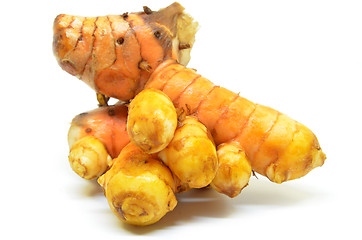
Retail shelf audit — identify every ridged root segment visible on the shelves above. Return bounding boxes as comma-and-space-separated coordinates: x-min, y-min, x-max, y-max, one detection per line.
231, 103, 326, 183
98, 143, 177, 226
53, 2, 198, 101
148, 62, 326, 183
262, 123, 326, 183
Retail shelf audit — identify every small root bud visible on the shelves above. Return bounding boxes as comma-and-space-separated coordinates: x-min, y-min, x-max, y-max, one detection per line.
122, 12, 128, 20
97, 93, 110, 107
139, 61, 152, 72
179, 43, 191, 50
69, 136, 112, 180
143, 6, 153, 15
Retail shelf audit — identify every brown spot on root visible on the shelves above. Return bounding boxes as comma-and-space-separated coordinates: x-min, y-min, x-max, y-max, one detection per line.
60, 60, 77, 76
154, 30, 161, 39
179, 43, 191, 50
78, 112, 88, 117
116, 37, 124, 45
139, 211, 148, 216
143, 6, 153, 15
108, 108, 115, 116
176, 184, 189, 193
85, 128, 92, 133
122, 12, 128, 20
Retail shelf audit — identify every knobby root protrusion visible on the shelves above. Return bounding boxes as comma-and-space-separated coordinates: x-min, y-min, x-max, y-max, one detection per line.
139, 61, 152, 72
143, 6, 153, 15
179, 43, 191, 50
97, 93, 110, 107
122, 12, 128, 20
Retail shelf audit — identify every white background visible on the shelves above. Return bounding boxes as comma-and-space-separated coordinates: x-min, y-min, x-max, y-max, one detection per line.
1, 0, 361, 239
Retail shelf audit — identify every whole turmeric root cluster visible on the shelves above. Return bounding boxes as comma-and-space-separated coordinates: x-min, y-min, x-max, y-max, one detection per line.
55, 2, 326, 226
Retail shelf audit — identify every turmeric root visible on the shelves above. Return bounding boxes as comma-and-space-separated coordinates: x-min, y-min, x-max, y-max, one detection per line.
98, 143, 177, 226
210, 142, 252, 198
127, 89, 177, 154
55, 2, 325, 184
158, 116, 218, 189
53, 2, 328, 229
53, 2, 198, 101
67, 60, 326, 184
146, 60, 326, 183
68, 102, 130, 159
67, 103, 129, 179
69, 136, 112, 180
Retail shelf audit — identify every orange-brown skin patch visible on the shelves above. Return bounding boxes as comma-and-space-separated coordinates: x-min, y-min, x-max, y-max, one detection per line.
70, 103, 130, 158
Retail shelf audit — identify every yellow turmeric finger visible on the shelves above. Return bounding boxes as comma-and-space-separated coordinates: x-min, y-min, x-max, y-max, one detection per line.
98, 143, 177, 226
69, 136, 112, 180
159, 116, 218, 189
127, 89, 177, 154
211, 142, 252, 198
